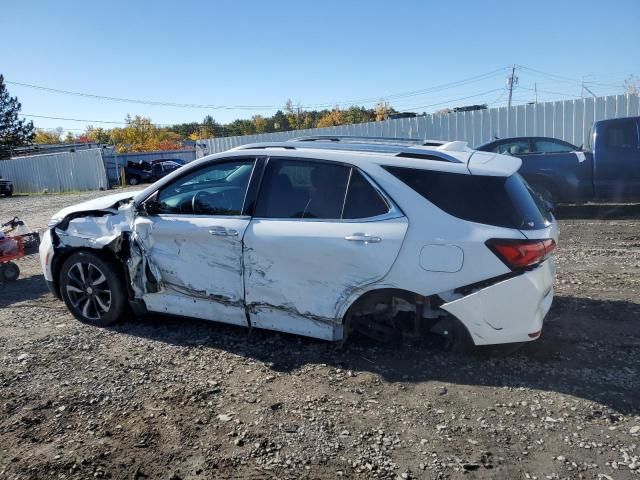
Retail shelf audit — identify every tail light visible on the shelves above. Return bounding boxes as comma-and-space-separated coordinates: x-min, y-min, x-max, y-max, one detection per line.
486, 238, 556, 270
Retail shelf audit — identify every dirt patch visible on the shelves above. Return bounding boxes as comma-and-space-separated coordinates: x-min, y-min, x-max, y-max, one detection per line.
1, 191, 639, 479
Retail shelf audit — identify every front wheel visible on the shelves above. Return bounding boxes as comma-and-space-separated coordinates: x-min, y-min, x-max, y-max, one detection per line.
128, 176, 140, 186
59, 251, 127, 326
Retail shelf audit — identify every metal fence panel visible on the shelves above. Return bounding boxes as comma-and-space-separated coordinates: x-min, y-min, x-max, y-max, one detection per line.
0, 149, 108, 194
198, 95, 640, 157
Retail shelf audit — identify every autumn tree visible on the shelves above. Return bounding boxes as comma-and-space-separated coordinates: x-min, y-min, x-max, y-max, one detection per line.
624, 75, 640, 96
84, 126, 111, 144
252, 115, 270, 133
317, 107, 346, 128
272, 110, 290, 131
0, 74, 35, 158
34, 129, 62, 144
110, 115, 183, 152
374, 100, 393, 121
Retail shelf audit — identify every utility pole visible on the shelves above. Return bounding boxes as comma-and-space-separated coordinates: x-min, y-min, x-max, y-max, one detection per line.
534, 83, 538, 104
507, 65, 518, 109
582, 75, 597, 98
583, 84, 597, 98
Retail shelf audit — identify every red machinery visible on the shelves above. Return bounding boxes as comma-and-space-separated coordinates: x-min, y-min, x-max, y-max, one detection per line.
0, 218, 40, 282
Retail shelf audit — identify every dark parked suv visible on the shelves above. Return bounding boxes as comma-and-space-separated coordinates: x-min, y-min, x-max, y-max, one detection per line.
0, 176, 14, 197
124, 160, 184, 185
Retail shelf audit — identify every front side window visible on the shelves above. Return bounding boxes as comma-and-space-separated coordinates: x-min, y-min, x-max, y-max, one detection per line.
494, 140, 531, 156
532, 139, 575, 153
255, 158, 390, 220
156, 159, 254, 215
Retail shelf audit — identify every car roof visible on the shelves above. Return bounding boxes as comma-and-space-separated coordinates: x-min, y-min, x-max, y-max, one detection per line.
593, 116, 639, 126
133, 138, 522, 205
476, 136, 577, 149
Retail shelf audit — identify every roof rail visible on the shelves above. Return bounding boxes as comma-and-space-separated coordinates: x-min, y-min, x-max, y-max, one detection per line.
289, 135, 445, 146
232, 141, 462, 163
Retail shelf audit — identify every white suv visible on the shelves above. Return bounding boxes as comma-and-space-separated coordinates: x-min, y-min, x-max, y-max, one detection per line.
39, 137, 557, 351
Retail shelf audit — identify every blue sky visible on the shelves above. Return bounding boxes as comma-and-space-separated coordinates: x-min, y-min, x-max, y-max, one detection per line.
2, 0, 639, 132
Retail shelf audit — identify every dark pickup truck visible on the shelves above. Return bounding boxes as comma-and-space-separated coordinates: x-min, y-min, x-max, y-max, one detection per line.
476, 116, 640, 204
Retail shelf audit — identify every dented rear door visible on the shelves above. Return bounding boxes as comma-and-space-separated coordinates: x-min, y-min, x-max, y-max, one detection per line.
243, 158, 408, 340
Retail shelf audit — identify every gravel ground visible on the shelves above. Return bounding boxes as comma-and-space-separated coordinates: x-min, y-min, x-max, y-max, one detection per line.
1, 190, 639, 480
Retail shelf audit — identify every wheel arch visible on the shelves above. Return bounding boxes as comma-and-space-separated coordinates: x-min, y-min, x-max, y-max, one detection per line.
340, 286, 472, 343
51, 245, 125, 298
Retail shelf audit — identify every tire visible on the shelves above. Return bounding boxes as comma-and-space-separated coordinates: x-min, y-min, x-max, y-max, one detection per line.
59, 251, 127, 327
1, 262, 20, 282
428, 314, 474, 354
128, 176, 140, 186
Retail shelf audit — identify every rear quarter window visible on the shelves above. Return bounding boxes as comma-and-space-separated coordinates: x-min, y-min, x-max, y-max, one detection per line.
384, 166, 550, 230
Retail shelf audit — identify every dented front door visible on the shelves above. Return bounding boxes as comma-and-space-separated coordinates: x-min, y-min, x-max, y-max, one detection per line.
135, 215, 250, 326
134, 159, 256, 327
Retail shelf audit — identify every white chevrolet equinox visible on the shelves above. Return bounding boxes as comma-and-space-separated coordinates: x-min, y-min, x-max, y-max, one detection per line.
39, 137, 558, 352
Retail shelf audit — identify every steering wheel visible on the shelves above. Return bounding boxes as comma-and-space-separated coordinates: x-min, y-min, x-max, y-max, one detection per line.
192, 191, 232, 215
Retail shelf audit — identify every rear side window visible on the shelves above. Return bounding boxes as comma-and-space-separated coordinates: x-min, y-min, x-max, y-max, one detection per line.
255, 158, 390, 220
384, 166, 550, 230
604, 122, 638, 149
343, 170, 389, 219
532, 139, 575, 153
255, 159, 350, 219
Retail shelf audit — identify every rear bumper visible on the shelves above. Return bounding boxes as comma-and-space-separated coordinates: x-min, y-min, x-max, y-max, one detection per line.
441, 257, 556, 345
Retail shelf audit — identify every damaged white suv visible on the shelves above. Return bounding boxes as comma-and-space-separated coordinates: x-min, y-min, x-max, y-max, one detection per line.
40, 137, 557, 351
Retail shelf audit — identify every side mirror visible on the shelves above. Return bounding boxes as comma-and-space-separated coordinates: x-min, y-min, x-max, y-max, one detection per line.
141, 199, 161, 216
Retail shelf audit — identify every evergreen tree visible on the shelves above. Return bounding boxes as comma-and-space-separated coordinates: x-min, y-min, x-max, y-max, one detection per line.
0, 74, 35, 158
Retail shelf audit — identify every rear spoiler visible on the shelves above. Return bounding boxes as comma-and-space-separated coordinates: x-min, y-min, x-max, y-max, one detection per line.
467, 151, 522, 176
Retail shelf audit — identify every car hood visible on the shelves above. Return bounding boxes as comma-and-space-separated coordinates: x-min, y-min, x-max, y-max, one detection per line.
49, 191, 141, 225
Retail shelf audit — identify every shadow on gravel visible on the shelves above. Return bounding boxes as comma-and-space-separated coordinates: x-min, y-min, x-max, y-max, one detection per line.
111, 294, 640, 414
0, 274, 49, 308
554, 203, 640, 220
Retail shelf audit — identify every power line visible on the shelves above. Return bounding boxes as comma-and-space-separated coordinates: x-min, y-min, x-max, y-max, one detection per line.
23, 87, 507, 127
7, 67, 510, 111
25, 114, 126, 125
518, 85, 583, 99
306, 68, 510, 106
399, 88, 504, 110
8, 81, 275, 110
517, 65, 583, 86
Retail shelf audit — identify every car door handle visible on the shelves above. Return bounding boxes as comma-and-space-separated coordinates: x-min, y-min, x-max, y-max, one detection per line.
345, 234, 381, 244
209, 227, 238, 237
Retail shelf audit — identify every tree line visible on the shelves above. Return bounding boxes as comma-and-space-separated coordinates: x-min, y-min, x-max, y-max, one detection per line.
34, 100, 398, 153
